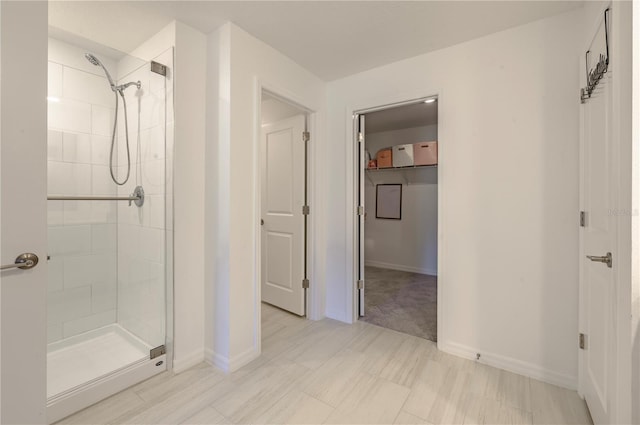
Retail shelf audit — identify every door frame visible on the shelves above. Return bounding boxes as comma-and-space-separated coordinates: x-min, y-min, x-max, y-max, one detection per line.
578, 2, 633, 423
346, 90, 445, 346
253, 78, 319, 336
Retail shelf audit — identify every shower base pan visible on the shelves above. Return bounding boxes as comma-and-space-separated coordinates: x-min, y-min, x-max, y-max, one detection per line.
46, 324, 166, 423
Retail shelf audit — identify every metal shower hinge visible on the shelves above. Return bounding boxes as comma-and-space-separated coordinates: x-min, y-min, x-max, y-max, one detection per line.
150, 345, 166, 359
150, 61, 168, 77
302, 279, 310, 289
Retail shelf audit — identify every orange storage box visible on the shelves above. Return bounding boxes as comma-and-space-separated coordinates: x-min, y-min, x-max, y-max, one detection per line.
376, 149, 393, 168
413, 141, 438, 166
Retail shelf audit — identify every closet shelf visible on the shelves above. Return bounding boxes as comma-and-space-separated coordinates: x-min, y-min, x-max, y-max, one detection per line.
365, 164, 438, 186
366, 165, 437, 172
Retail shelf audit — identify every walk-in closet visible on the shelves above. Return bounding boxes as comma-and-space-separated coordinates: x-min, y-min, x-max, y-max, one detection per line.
358, 98, 438, 342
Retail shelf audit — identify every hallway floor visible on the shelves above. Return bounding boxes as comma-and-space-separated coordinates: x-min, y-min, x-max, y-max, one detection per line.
360, 266, 437, 341
58, 304, 592, 424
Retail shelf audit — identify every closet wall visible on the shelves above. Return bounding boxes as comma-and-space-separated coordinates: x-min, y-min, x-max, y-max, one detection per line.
365, 124, 438, 275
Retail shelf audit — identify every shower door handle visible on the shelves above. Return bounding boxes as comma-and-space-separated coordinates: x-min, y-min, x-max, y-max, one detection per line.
0, 253, 39, 271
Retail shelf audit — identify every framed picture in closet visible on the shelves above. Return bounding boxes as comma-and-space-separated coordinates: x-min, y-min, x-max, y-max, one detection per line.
376, 184, 402, 220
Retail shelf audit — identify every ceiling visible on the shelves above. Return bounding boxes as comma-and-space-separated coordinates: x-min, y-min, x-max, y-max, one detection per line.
49, 1, 584, 81
365, 100, 438, 134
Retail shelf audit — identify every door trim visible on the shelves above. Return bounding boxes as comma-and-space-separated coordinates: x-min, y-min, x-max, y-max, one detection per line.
346, 90, 444, 348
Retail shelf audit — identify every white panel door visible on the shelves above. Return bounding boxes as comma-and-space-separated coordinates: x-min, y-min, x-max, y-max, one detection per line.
261, 115, 305, 316
0, 2, 48, 423
580, 22, 615, 424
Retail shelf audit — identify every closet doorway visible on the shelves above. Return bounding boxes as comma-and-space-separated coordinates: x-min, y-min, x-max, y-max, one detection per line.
356, 98, 438, 342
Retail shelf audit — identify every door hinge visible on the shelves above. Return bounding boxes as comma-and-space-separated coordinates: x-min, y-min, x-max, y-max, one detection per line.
302, 279, 310, 289
302, 205, 310, 215
357, 280, 364, 290
302, 131, 310, 142
357, 205, 364, 215
150, 345, 166, 359
580, 211, 586, 227
358, 132, 364, 143
579, 333, 586, 350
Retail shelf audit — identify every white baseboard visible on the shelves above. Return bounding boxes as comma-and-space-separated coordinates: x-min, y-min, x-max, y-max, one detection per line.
172, 349, 205, 373
439, 340, 578, 390
205, 346, 260, 373
365, 260, 437, 276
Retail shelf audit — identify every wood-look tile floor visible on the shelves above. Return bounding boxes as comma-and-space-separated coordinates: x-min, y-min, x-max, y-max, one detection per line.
58, 303, 593, 425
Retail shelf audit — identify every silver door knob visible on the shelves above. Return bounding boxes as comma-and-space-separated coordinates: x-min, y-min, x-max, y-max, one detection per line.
586, 252, 612, 268
0, 253, 39, 271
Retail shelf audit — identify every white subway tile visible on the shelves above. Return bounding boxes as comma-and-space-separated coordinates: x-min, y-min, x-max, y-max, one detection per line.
48, 162, 91, 196
48, 130, 63, 161
48, 257, 64, 293
92, 165, 116, 196
140, 227, 164, 263
60, 225, 92, 256
48, 62, 63, 98
91, 223, 117, 253
47, 286, 92, 325
48, 98, 92, 134
64, 200, 93, 225
91, 105, 114, 137
91, 282, 117, 313
48, 200, 64, 226
142, 159, 165, 195
63, 67, 114, 108
63, 255, 94, 289
91, 200, 117, 224
48, 323, 63, 344
63, 132, 92, 164
48, 38, 117, 78
62, 309, 116, 339
91, 135, 112, 165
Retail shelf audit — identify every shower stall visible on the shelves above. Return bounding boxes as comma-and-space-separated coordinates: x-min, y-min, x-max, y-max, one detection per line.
46, 36, 174, 422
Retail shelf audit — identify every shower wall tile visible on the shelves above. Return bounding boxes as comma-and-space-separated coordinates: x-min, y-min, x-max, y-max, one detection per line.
92, 224, 117, 254
91, 200, 117, 224
48, 62, 63, 98
139, 227, 164, 263
63, 67, 113, 108
48, 324, 63, 344
92, 165, 117, 196
48, 286, 92, 325
48, 130, 63, 161
92, 281, 117, 313
91, 135, 111, 165
48, 258, 64, 293
63, 309, 116, 339
142, 159, 165, 195
48, 98, 92, 134
62, 132, 92, 164
48, 200, 64, 226
63, 255, 94, 289
64, 200, 93, 225
91, 105, 114, 137
48, 39, 120, 346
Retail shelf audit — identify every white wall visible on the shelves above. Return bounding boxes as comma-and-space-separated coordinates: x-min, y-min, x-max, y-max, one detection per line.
326, 9, 583, 388
364, 125, 438, 275
205, 23, 326, 371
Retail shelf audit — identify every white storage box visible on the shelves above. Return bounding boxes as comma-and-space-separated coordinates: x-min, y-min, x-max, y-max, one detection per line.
392, 144, 414, 167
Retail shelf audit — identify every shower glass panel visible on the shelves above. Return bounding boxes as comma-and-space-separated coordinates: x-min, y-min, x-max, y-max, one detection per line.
46, 36, 173, 409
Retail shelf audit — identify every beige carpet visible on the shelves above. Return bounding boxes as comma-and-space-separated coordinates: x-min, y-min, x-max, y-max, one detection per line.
360, 266, 437, 342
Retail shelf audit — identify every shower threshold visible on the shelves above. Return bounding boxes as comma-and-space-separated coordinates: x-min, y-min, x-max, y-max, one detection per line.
46, 324, 166, 423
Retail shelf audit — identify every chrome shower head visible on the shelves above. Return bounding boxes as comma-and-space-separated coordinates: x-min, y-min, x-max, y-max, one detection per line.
84, 52, 116, 90
84, 53, 100, 66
